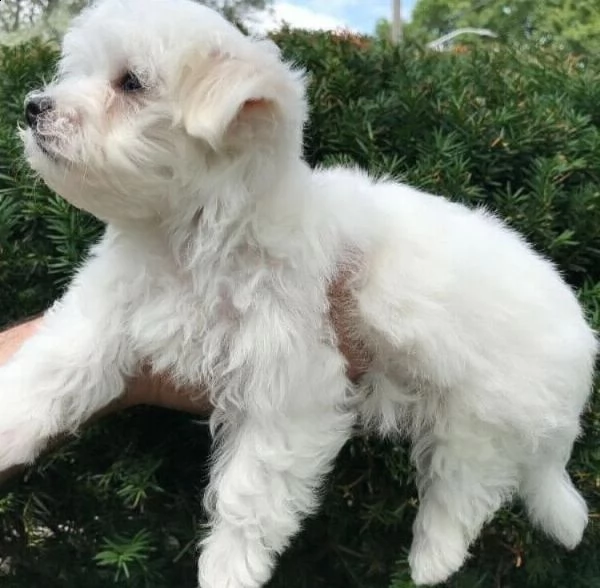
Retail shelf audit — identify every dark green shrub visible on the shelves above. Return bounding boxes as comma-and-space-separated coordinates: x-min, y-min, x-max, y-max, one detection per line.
0, 33, 599, 588
0, 42, 101, 324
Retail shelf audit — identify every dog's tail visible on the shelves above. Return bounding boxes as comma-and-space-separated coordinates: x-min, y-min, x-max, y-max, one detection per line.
520, 462, 588, 549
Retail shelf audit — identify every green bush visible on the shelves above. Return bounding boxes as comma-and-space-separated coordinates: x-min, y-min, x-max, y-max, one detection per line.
1, 32, 599, 588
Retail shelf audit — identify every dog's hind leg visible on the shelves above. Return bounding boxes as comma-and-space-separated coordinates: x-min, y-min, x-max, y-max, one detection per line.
519, 430, 588, 550
408, 421, 520, 586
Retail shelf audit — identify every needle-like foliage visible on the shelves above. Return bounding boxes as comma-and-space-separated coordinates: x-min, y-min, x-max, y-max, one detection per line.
0, 31, 599, 588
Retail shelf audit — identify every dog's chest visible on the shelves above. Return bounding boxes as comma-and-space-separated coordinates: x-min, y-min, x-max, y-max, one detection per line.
126, 256, 287, 385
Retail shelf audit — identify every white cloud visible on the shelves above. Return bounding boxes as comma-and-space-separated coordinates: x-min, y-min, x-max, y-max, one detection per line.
247, 1, 351, 34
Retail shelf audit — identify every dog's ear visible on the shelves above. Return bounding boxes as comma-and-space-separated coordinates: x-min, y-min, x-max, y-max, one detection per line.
178, 46, 306, 150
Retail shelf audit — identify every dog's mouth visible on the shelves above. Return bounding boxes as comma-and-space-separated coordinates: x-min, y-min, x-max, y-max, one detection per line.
33, 132, 64, 163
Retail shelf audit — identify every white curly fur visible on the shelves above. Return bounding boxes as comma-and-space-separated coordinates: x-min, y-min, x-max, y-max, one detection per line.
1, 0, 596, 585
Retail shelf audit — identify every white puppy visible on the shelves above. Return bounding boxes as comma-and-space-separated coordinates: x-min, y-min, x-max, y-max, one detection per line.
2, 0, 596, 585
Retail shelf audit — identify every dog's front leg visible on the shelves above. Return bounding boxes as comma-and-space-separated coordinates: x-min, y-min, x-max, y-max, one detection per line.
198, 344, 354, 588
0, 236, 136, 471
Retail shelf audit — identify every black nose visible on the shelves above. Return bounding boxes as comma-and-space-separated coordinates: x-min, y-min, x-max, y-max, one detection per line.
25, 95, 54, 128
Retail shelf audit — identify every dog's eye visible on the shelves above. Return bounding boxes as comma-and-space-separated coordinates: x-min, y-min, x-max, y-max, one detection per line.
118, 70, 144, 93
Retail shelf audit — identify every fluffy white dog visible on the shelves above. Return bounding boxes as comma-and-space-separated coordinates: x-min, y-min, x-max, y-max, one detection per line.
2, 0, 596, 585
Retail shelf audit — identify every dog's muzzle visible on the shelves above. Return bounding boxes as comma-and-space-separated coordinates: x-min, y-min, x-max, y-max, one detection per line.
25, 95, 55, 128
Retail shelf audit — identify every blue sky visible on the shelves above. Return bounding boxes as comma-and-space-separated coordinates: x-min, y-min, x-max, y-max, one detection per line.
251, 0, 418, 35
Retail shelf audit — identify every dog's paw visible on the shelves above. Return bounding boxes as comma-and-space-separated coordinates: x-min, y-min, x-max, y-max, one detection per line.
0, 418, 46, 470
198, 526, 272, 588
0, 370, 49, 470
408, 531, 468, 586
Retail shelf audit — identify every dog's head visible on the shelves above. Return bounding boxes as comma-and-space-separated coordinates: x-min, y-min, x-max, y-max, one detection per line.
22, 0, 307, 222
